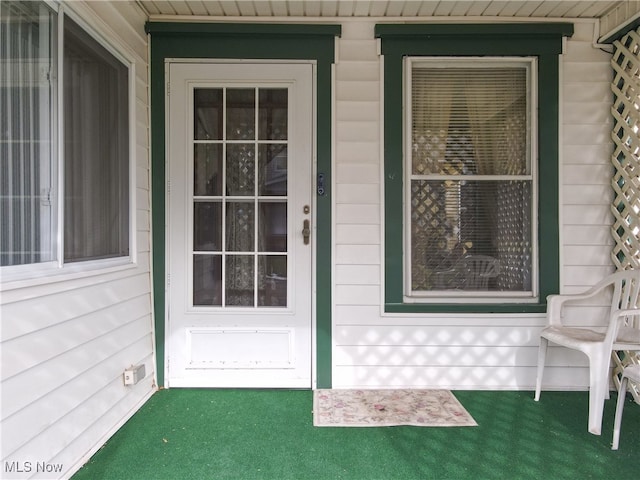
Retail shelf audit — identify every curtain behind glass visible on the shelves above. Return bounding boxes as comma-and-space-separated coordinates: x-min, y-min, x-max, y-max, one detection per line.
0, 1, 55, 266
63, 15, 129, 262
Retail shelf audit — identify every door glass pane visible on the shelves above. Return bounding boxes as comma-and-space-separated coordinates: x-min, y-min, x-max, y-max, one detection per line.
194, 202, 221, 251
259, 144, 287, 196
192, 85, 289, 308
226, 89, 255, 140
194, 144, 222, 196
259, 255, 287, 307
194, 88, 223, 140
226, 255, 254, 306
193, 255, 222, 305
259, 202, 287, 252
226, 202, 254, 252
259, 89, 287, 140
226, 144, 255, 196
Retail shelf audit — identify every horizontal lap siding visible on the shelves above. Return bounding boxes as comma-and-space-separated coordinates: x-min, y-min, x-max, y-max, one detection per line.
546, 22, 616, 388
0, 2, 154, 478
333, 20, 614, 390
333, 366, 590, 389
562, 22, 615, 292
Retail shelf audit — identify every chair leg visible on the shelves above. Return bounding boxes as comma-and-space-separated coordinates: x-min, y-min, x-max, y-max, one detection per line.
534, 337, 548, 401
605, 353, 613, 400
612, 375, 629, 450
587, 360, 609, 435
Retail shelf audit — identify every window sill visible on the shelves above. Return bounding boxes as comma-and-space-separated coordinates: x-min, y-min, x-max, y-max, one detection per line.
404, 293, 540, 304
0, 257, 137, 293
384, 302, 548, 314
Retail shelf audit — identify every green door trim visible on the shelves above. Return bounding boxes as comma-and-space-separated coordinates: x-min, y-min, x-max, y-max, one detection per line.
146, 22, 340, 388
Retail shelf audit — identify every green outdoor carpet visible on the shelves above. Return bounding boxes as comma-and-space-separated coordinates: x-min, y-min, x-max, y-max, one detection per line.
73, 389, 639, 480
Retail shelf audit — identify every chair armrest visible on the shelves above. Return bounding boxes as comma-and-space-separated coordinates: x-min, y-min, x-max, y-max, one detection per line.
546, 281, 613, 327
614, 308, 640, 318
607, 308, 640, 345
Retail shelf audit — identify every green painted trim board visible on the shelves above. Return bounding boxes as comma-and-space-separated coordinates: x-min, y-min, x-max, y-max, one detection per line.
147, 23, 339, 388
378, 23, 571, 313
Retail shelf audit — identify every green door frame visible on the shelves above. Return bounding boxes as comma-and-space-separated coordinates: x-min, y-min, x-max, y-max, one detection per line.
146, 22, 340, 388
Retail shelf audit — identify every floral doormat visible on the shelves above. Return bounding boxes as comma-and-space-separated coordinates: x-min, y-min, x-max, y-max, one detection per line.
313, 389, 477, 427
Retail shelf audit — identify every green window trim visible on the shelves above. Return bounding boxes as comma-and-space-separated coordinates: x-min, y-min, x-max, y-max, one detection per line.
147, 22, 340, 388
376, 23, 573, 314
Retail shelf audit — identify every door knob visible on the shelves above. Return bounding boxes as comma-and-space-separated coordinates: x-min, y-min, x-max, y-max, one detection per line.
302, 219, 310, 245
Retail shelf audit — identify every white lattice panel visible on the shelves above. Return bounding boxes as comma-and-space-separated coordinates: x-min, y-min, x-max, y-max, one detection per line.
610, 28, 640, 404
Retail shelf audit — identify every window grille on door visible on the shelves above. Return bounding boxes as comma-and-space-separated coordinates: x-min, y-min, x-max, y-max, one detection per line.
192, 87, 289, 308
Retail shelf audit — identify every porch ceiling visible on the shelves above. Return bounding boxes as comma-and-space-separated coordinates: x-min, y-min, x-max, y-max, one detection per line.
138, 1, 624, 19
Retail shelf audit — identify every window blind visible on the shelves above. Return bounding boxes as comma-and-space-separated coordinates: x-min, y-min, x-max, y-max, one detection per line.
409, 61, 533, 293
411, 66, 529, 176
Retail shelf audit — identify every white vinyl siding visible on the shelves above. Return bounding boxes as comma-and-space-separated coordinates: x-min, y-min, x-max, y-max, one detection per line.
0, 1, 154, 478
562, 22, 616, 293
333, 19, 615, 390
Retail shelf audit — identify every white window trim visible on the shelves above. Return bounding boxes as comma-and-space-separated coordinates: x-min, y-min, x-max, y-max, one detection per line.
0, 2, 137, 286
402, 56, 539, 304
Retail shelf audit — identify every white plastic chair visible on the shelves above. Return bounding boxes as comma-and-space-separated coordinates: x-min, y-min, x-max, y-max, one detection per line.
612, 364, 640, 449
534, 270, 640, 435
434, 254, 500, 290
459, 255, 500, 290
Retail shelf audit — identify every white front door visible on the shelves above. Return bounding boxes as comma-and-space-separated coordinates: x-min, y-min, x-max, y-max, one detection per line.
166, 62, 314, 388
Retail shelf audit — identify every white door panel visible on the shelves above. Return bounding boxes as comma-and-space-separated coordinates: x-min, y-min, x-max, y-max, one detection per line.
167, 62, 313, 388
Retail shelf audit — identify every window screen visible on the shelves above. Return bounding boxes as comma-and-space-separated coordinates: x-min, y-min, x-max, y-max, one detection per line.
409, 60, 534, 295
63, 15, 129, 262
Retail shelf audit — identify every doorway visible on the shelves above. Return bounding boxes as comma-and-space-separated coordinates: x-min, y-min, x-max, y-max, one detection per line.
166, 62, 314, 388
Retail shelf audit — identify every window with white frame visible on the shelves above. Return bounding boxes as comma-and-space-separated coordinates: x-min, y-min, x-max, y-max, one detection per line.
0, 1, 130, 275
406, 57, 537, 301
